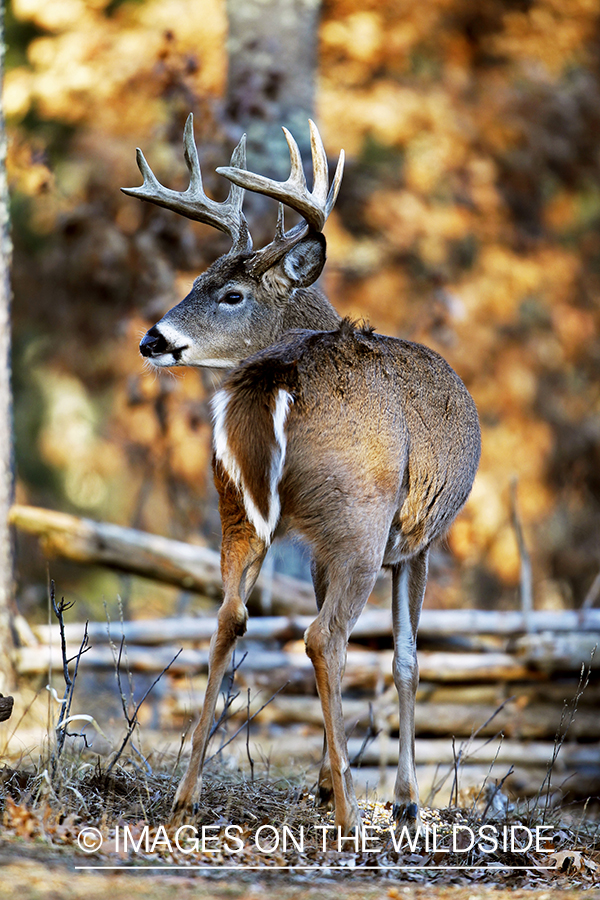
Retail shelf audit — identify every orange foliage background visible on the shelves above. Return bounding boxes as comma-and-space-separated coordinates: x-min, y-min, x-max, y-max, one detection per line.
5, 0, 600, 618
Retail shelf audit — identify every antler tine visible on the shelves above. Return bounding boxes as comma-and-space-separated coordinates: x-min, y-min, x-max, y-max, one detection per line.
181, 112, 203, 194
326, 148, 345, 219
122, 114, 252, 254
226, 130, 248, 220
217, 120, 343, 234
274, 203, 286, 241
307, 120, 345, 221
283, 125, 308, 193
307, 119, 329, 210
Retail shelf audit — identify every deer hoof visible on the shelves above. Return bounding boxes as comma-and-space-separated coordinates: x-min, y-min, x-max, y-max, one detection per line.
316, 783, 333, 808
336, 809, 362, 837
170, 798, 198, 827
392, 801, 419, 825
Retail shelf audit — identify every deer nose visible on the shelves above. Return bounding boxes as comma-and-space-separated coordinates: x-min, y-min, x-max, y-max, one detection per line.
140, 326, 168, 358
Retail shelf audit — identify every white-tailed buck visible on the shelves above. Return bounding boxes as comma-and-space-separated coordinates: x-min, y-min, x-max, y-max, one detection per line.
123, 115, 480, 834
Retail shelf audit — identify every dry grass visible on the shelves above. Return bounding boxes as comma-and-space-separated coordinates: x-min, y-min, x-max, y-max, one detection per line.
1, 747, 599, 888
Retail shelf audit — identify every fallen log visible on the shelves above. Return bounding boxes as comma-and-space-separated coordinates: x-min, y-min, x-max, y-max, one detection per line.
33, 609, 397, 647
347, 764, 598, 803
12, 505, 600, 634
9, 504, 315, 613
513, 631, 599, 672
169, 692, 600, 740
33, 609, 600, 650
422, 679, 600, 705
15, 642, 533, 683
231, 732, 600, 773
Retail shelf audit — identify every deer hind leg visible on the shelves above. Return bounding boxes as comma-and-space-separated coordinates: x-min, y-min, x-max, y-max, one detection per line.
304, 556, 380, 835
309, 558, 335, 808
391, 547, 429, 825
171, 466, 267, 824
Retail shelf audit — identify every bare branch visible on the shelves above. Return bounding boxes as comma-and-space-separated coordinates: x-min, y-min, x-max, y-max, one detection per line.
49, 580, 90, 773
106, 645, 183, 778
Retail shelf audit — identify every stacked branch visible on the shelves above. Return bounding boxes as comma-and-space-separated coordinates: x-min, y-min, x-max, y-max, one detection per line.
13, 505, 600, 634
10, 504, 600, 799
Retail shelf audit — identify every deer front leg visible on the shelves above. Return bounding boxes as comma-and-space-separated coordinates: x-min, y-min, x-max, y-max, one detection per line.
171, 465, 267, 824
391, 549, 428, 825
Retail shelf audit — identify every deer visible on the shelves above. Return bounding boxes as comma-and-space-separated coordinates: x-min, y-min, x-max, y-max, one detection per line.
122, 115, 481, 835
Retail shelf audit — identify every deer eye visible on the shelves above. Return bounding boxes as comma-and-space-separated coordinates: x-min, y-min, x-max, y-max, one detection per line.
220, 290, 244, 305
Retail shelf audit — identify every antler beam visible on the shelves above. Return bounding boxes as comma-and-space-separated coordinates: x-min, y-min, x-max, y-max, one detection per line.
121, 114, 252, 254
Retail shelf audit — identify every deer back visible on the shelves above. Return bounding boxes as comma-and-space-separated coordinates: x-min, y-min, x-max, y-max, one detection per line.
212, 320, 481, 557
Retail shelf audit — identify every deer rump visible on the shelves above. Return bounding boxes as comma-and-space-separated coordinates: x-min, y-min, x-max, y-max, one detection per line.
212, 319, 480, 563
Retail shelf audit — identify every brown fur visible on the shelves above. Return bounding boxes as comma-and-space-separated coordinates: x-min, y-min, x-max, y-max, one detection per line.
219, 320, 479, 566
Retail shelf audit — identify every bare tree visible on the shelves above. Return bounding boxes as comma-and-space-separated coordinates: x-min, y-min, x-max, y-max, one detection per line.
0, 0, 16, 693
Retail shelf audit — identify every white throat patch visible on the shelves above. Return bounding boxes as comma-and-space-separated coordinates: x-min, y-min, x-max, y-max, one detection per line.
211, 387, 293, 544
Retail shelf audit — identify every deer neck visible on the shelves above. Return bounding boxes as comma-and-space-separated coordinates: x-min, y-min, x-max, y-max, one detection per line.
281, 287, 342, 334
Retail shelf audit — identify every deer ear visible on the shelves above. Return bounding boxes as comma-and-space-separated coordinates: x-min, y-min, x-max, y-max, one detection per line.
281, 233, 326, 287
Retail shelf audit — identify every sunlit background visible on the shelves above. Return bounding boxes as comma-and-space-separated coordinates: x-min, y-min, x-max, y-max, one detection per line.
6, 0, 600, 623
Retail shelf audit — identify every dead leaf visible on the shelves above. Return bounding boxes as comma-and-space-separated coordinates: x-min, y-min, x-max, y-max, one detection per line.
550, 849, 598, 876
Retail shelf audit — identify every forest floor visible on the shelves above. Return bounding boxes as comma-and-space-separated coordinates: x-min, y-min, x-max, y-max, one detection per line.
2, 851, 600, 900
2, 595, 599, 898
1, 763, 599, 899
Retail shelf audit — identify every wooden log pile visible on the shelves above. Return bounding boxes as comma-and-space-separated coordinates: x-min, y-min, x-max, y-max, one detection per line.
19, 605, 600, 804
10, 504, 600, 804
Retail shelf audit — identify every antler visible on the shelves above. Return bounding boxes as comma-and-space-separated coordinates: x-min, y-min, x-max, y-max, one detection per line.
217, 119, 344, 234
121, 113, 252, 254
216, 119, 344, 274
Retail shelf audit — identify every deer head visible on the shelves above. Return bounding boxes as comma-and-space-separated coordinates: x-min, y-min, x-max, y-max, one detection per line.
122, 116, 344, 368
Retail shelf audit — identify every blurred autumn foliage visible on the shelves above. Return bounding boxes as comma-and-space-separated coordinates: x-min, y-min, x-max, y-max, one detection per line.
5, 0, 600, 618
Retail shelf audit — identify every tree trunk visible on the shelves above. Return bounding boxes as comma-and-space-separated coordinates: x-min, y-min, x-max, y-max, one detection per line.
0, 0, 16, 694
225, 0, 322, 243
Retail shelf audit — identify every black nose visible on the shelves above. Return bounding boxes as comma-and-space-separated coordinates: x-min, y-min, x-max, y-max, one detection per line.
140, 326, 169, 358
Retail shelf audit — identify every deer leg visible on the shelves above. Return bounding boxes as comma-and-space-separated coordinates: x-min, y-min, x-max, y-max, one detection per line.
391, 548, 429, 825
310, 558, 335, 808
304, 559, 379, 835
171, 466, 267, 824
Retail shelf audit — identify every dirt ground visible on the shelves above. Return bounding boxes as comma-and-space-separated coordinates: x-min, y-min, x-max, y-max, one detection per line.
1, 861, 599, 900
0, 841, 597, 900
1, 750, 598, 898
